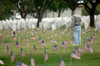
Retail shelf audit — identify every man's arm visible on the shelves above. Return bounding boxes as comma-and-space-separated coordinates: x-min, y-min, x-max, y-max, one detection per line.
71, 16, 75, 31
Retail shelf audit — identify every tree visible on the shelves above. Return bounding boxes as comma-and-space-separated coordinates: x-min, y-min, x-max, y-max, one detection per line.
0, 0, 17, 20
48, 0, 68, 17
33, 0, 53, 27
64, 0, 79, 10
65, 0, 100, 27
82, 0, 100, 27
10, 0, 33, 19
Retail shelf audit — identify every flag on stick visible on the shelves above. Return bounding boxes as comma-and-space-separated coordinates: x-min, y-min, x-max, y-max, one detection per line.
74, 46, 84, 54
71, 50, 80, 60
30, 36, 35, 40
16, 61, 27, 66
31, 56, 35, 66
44, 49, 48, 62
7, 46, 10, 55
42, 40, 46, 46
38, 37, 42, 43
93, 33, 96, 39
60, 57, 65, 66
0, 60, 4, 65
16, 41, 21, 48
5, 42, 9, 47
34, 45, 37, 52
54, 45, 60, 50
11, 51, 15, 62
21, 48, 25, 56
50, 39, 53, 43
54, 40, 58, 44
65, 40, 68, 45
84, 44, 93, 53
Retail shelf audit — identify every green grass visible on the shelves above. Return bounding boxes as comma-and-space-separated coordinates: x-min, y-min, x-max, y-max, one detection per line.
0, 28, 100, 66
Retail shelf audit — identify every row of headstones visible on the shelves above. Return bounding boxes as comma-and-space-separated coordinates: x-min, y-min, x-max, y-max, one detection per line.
0, 15, 100, 31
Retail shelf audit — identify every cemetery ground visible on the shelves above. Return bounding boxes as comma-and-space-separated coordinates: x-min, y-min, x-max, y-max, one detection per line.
0, 27, 100, 66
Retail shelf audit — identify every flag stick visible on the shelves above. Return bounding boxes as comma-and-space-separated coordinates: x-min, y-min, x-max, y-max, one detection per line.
45, 60, 46, 64
10, 61, 12, 66
50, 42, 51, 53
70, 58, 72, 66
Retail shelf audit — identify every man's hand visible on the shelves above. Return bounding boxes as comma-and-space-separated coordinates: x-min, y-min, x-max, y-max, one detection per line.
72, 28, 74, 31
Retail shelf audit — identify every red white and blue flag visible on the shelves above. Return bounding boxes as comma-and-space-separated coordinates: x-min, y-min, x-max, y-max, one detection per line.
21, 48, 25, 56
60, 57, 65, 66
7, 46, 10, 55
34, 45, 37, 52
16, 41, 21, 48
11, 51, 15, 62
44, 49, 48, 61
16, 61, 27, 66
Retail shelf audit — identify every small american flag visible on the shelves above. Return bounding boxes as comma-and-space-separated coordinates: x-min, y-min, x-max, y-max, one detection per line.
5, 42, 9, 47
11, 51, 15, 62
62, 41, 65, 47
93, 33, 96, 39
24, 37, 28, 42
87, 44, 93, 53
30, 36, 35, 40
74, 46, 84, 54
16, 41, 21, 48
54, 45, 60, 50
35, 34, 38, 38
0, 60, 4, 65
84, 43, 93, 53
62, 41, 66, 48
60, 57, 65, 66
42, 40, 46, 46
38, 37, 42, 42
71, 50, 80, 59
74, 47, 80, 56
50, 39, 53, 43
34, 45, 37, 52
65, 40, 68, 45
21, 48, 25, 56
54, 40, 58, 44
31, 56, 35, 66
44, 49, 48, 61
88, 39, 93, 45
13, 36, 16, 40
16, 61, 27, 66
7, 46, 10, 55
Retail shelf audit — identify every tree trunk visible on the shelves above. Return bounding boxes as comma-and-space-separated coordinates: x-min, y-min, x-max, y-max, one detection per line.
89, 11, 95, 27
58, 12, 61, 17
20, 13, 27, 19
36, 11, 42, 27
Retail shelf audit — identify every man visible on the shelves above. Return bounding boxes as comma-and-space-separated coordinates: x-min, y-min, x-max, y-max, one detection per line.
71, 10, 81, 46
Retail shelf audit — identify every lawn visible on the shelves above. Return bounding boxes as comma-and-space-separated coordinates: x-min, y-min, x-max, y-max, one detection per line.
0, 28, 100, 66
